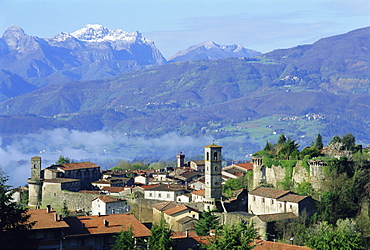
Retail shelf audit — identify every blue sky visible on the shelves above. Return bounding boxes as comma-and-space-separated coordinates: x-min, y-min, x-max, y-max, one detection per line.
1, 0, 369, 58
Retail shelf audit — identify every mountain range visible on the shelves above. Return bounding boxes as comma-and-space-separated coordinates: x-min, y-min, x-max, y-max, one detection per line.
0, 24, 257, 102
0, 25, 369, 157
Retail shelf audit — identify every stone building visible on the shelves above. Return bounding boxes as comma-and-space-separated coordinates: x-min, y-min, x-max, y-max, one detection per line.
91, 195, 127, 215
27, 156, 101, 208
144, 184, 186, 201
248, 186, 316, 217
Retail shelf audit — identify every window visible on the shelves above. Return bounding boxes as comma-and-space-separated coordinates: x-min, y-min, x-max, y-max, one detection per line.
206, 152, 209, 161
167, 193, 170, 198
213, 152, 218, 160
149, 192, 153, 197
158, 193, 162, 198
271, 200, 274, 204
253, 196, 256, 201
279, 203, 282, 208
290, 205, 293, 209
262, 198, 265, 203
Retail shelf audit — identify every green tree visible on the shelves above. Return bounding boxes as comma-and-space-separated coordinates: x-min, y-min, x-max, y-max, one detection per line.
303, 220, 361, 250
341, 133, 356, 151
195, 210, 220, 236
277, 133, 287, 146
315, 133, 324, 150
55, 155, 71, 165
61, 200, 70, 218
205, 221, 258, 250
111, 225, 135, 250
0, 170, 37, 250
148, 217, 173, 250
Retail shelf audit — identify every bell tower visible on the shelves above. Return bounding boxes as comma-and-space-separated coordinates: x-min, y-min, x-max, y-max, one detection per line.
27, 156, 43, 207
204, 143, 222, 210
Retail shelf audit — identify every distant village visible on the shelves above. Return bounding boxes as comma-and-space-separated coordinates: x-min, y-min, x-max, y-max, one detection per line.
11, 143, 327, 249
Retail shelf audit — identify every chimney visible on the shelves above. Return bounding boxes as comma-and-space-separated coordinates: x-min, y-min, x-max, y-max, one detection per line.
104, 219, 109, 227
98, 212, 101, 217
54, 213, 58, 221
46, 205, 51, 213
185, 229, 189, 238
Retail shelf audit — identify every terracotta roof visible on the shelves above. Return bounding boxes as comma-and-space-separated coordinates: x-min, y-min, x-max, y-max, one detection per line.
101, 187, 125, 193
92, 195, 125, 203
249, 186, 291, 199
139, 184, 159, 190
28, 209, 69, 230
172, 231, 210, 250
64, 213, 150, 238
43, 178, 80, 183
255, 212, 297, 222
163, 205, 199, 216
191, 189, 205, 197
152, 201, 179, 211
58, 162, 100, 171
235, 162, 253, 170
277, 193, 309, 203
254, 240, 313, 250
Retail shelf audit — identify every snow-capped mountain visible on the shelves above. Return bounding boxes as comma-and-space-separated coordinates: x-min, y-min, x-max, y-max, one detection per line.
0, 24, 166, 89
168, 41, 261, 62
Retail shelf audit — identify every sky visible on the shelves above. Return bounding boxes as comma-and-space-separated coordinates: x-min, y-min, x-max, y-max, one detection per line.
0, 0, 369, 58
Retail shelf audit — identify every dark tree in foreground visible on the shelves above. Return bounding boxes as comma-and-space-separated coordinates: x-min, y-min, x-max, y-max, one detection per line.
195, 210, 220, 236
0, 170, 37, 250
315, 133, 324, 150
148, 217, 173, 250
111, 225, 135, 250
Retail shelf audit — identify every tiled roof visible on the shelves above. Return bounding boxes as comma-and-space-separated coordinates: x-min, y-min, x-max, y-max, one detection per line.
58, 162, 100, 171
171, 231, 210, 250
139, 184, 159, 190
163, 205, 198, 216
43, 178, 80, 183
235, 162, 253, 170
144, 184, 185, 192
255, 212, 297, 222
152, 201, 178, 211
28, 209, 69, 230
254, 240, 313, 250
277, 193, 309, 203
92, 195, 125, 203
177, 216, 198, 224
249, 186, 291, 199
191, 189, 205, 197
101, 187, 125, 193
64, 213, 150, 238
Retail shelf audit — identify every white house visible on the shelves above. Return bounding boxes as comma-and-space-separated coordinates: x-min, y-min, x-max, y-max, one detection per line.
91, 195, 127, 216
144, 184, 186, 201
191, 189, 205, 203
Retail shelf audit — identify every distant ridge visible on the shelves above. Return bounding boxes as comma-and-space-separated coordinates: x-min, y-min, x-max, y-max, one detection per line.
168, 41, 261, 62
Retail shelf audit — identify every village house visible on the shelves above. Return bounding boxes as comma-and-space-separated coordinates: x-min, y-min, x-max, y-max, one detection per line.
144, 184, 186, 201
248, 186, 316, 216
152, 201, 200, 232
91, 195, 127, 215
191, 189, 205, 203
189, 160, 205, 172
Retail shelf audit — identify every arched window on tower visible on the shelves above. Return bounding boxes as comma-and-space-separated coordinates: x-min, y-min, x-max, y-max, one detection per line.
213, 152, 218, 160
206, 152, 209, 161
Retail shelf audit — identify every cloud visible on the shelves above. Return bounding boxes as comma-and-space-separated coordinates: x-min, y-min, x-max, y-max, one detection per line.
0, 129, 214, 187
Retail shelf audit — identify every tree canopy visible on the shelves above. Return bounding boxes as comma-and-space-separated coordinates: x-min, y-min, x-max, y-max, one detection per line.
0, 170, 37, 250
148, 217, 173, 250
195, 210, 220, 236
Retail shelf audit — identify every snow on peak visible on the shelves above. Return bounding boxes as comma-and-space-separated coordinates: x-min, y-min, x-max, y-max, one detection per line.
70, 24, 149, 43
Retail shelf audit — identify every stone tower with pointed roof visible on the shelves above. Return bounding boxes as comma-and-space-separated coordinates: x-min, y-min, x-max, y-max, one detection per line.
204, 143, 222, 210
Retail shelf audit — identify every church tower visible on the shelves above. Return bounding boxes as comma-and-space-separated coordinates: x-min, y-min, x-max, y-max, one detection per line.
27, 156, 43, 207
204, 143, 222, 210
176, 152, 185, 168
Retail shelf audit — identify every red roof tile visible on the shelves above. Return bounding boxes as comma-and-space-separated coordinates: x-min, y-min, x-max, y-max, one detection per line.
101, 187, 125, 193
249, 186, 291, 199
64, 213, 150, 238
191, 189, 205, 197
58, 162, 100, 171
254, 240, 313, 250
92, 195, 125, 203
277, 193, 309, 203
28, 209, 69, 230
235, 162, 253, 170
152, 201, 178, 211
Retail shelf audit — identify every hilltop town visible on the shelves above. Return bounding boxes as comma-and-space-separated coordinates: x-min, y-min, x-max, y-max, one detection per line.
5, 133, 370, 249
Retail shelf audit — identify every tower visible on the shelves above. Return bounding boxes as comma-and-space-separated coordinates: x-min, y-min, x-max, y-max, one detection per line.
176, 152, 185, 168
252, 156, 265, 188
27, 156, 43, 207
204, 143, 222, 210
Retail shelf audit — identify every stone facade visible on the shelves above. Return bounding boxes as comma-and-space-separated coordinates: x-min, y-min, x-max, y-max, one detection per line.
204, 143, 222, 210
